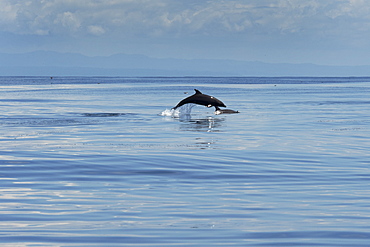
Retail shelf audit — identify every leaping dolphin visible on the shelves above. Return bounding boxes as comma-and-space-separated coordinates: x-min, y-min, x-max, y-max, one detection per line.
172, 89, 226, 110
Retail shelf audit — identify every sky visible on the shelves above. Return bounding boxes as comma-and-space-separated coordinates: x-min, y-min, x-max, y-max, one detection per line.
1, 0, 370, 66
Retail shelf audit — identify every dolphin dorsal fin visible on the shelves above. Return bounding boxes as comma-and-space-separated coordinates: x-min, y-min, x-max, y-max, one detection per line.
194, 89, 202, 94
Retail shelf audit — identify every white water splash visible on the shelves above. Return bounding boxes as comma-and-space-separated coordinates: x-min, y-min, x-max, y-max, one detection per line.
160, 108, 179, 118
160, 104, 196, 118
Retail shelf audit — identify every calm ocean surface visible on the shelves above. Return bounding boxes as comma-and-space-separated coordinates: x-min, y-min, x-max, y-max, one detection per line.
0, 76, 369, 246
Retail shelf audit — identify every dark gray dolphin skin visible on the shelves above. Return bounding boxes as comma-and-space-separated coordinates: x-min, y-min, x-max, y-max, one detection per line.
172, 89, 226, 110
214, 106, 239, 115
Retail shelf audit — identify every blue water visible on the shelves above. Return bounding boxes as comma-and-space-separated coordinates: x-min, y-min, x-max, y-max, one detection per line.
1, 76, 370, 246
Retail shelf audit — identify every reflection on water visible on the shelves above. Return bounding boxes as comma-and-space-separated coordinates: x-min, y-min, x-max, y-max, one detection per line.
179, 117, 224, 132
161, 103, 225, 132
1, 77, 370, 246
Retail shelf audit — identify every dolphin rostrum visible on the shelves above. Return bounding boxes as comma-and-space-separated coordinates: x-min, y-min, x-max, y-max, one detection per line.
172, 89, 226, 110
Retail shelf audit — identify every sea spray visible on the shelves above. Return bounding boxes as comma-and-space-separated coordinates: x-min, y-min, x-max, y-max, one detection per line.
160, 104, 196, 118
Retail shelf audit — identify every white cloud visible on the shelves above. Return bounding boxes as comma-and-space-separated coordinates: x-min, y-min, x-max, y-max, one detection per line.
55, 11, 81, 32
1, 0, 370, 64
0, 1, 18, 24
88, 25, 106, 36
1, 0, 370, 38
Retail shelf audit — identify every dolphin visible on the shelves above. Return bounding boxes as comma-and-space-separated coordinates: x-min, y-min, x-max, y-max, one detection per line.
172, 89, 226, 110
214, 106, 239, 115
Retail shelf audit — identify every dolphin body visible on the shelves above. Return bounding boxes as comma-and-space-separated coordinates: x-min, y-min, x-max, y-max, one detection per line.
214, 106, 239, 115
172, 89, 226, 110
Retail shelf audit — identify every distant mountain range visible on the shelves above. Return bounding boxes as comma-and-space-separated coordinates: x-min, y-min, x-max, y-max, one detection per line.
0, 51, 369, 76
